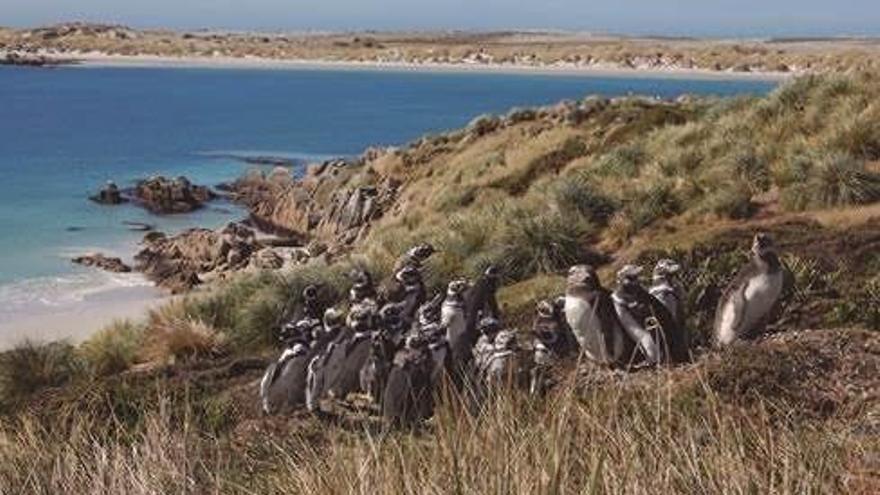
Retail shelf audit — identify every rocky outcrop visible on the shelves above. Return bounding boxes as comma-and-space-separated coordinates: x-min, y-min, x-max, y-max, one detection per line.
72, 253, 132, 273
131, 176, 216, 214
89, 181, 127, 205
227, 158, 399, 256
0, 51, 79, 67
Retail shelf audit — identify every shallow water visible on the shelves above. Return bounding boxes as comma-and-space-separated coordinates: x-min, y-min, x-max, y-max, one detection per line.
0, 64, 776, 331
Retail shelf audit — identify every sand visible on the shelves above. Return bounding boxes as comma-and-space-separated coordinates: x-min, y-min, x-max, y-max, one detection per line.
70, 52, 793, 81
0, 284, 166, 350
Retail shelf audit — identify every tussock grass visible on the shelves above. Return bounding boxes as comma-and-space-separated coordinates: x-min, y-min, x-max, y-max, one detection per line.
0, 342, 84, 410
80, 320, 145, 376
0, 373, 864, 494
144, 302, 228, 364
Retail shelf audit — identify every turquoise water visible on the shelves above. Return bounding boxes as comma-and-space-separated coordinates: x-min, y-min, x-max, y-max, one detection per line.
0, 65, 776, 317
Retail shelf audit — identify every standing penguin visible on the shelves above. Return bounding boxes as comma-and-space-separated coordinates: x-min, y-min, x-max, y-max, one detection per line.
714, 233, 785, 347
442, 279, 471, 365
305, 308, 347, 412
349, 268, 379, 305
393, 243, 437, 272
564, 265, 638, 368
484, 329, 523, 390
382, 334, 435, 427
388, 265, 427, 327
322, 305, 376, 400
473, 317, 503, 378
465, 266, 502, 330
359, 330, 395, 406
260, 342, 313, 414
649, 259, 687, 329
612, 265, 688, 365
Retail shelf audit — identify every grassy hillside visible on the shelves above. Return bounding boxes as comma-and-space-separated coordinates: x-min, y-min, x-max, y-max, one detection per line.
1, 73, 879, 493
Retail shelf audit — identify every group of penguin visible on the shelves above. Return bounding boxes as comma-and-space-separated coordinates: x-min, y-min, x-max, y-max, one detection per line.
261, 232, 786, 425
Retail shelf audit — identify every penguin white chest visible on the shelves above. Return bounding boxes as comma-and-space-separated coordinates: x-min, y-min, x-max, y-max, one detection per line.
442, 304, 465, 338
743, 272, 783, 323
565, 295, 598, 356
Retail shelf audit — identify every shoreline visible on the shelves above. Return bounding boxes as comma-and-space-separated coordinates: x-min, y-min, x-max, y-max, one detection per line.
68, 52, 793, 81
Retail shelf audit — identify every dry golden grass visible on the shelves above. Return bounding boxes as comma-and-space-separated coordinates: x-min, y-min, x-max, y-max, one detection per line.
143, 301, 228, 364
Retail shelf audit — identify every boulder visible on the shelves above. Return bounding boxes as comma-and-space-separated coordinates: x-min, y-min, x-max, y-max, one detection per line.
89, 181, 127, 205
72, 253, 132, 273
131, 176, 216, 214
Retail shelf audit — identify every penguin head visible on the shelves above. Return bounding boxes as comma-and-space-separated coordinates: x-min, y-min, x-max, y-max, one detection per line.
752, 233, 775, 257
494, 329, 518, 351
478, 316, 502, 336
567, 264, 599, 290
418, 297, 443, 325
483, 265, 501, 285
379, 303, 404, 329
302, 284, 318, 301
348, 305, 374, 332
405, 333, 428, 350
616, 264, 644, 288
323, 307, 344, 331
536, 300, 555, 319
652, 259, 681, 281
447, 279, 469, 298
408, 243, 436, 262
396, 265, 422, 285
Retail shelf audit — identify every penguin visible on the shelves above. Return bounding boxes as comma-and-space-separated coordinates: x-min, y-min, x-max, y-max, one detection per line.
714, 233, 785, 347
393, 243, 437, 272
305, 308, 347, 412
385, 265, 427, 327
649, 259, 687, 329
530, 299, 578, 395
564, 265, 638, 368
288, 284, 325, 324
382, 334, 435, 427
421, 321, 452, 387
612, 265, 688, 365
322, 305, 376, 400
378, 302, 408, 346
442, 279, 471, 365
349, 268, 379, 305
464, 265, 502, 332
359, 330, 395, 405
414, 294, 444, 331
484, 329, 522, 390
260, 339, 315, 414
473, 316, 502, 379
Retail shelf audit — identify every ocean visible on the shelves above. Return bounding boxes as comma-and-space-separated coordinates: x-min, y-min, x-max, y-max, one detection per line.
0, 64, 776, 334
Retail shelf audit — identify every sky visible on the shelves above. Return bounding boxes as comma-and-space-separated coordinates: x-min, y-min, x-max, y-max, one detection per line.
3, 0, 879, 38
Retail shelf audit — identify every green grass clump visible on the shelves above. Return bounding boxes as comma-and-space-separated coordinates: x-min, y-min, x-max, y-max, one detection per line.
80, 320, 145, 376
552, 177, 618, 225
0, 341, 84, 409
781, 152, 880, 210
594, 143, 645, 177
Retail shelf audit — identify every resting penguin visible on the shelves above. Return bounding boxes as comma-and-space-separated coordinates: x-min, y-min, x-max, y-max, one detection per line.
564, 265, 638, 368
714, 233, 785, 347
612, 265, 688, 365
649, 259, 687, 329
382, 334, 435, 427
322, 305, 376, 400
260, 342, 313, 414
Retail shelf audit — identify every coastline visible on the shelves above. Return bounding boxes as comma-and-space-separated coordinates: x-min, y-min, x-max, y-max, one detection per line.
69, 52, 794, 81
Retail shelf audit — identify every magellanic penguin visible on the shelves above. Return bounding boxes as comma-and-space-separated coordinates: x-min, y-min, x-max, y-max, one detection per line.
442, 279, 471, 364
382, 334, 435, 427
473, 317, 503, 379
322, 305, 376, 400
484, 329, 524, 390
305, 308, 346, 412
260, 342, 313, 414
564, 265, 638, 368
464, 265, 502, 330
389, 265, 427, 328
530, 300, 578, 395
649, 259, 687, 329
393, 243, 437, 272
349, 268, 379, 305
714, 233, 785, 347
359, 330, 395, 405
612, 265, 688, 365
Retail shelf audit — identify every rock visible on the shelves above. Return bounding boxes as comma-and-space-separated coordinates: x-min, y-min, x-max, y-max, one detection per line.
130, 176, 216, 214
467, 114, 502, 137
89, 181, 127, 205
72, 253, 131, 273
133, 222, 262, 293
250, 248, 284, 270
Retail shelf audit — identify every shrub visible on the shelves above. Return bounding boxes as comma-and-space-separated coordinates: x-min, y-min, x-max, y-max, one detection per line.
727, 147, 771, 194
594, 144, 645, 177
552, 178, 618, 225
144, 302, 228, 364
0, 341, 84, 407
489, 208, 596, 282
700, 182, 756, 220
782, 153, 880, 210
80, 320, 145, 376
625, 183, 682, 230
